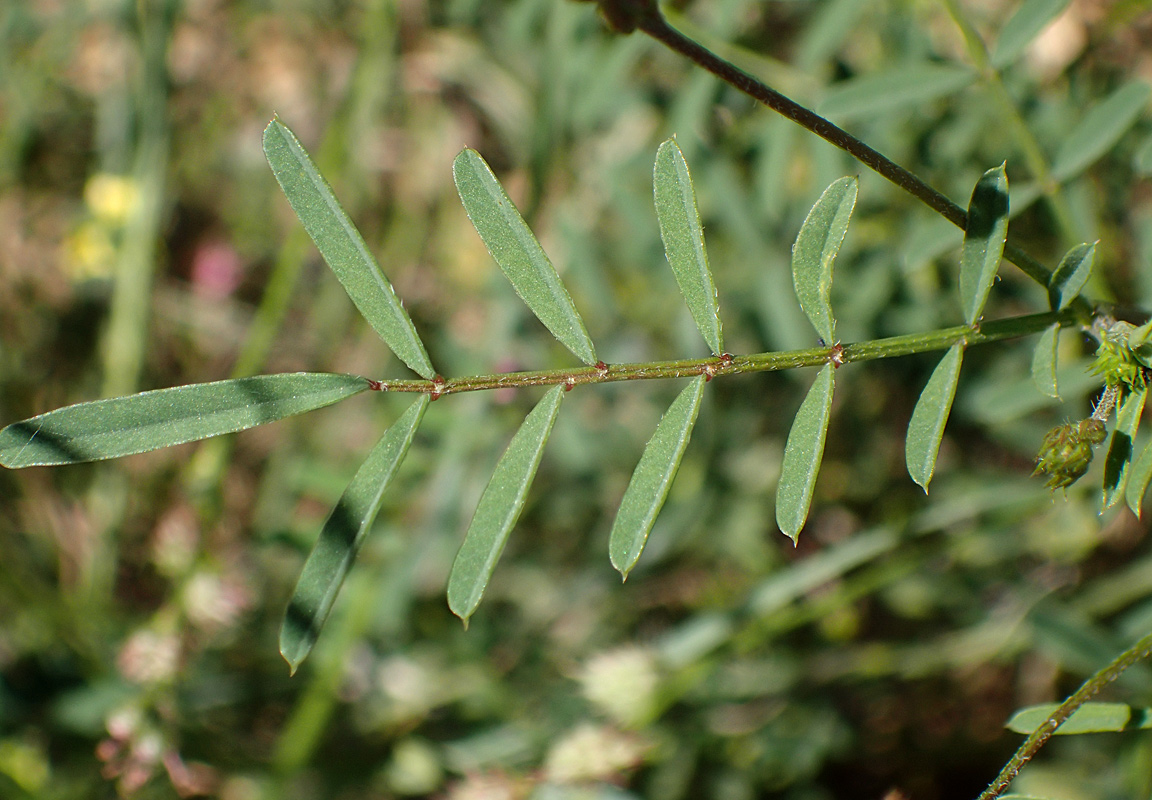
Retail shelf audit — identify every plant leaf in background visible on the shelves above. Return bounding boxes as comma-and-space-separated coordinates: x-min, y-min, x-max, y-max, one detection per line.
958, 164, 1010, 325
906, 343, 965, 491
1051, 81, 1152, 184
263, 119, 436, 379
609, 375, 706, 579
792, 177, 858, 345
1031, 324, 1060, 399
776, 364, 835, 543
1048, 241, 1096, 311
653, 140, 724, 355
280, 395, 429, 675
990, 0, 1071, 69
447, 386, 565, 625
1102, 387, 1147, 511
453, 149, 598, 365
1126, 438, 1152, 518
0, 373, 368, 468
817, 63, 975, 121
1006, 702, 1152, 735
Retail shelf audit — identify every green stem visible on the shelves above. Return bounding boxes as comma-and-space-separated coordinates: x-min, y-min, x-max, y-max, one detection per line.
369, 310, 1074, 396
977, 628, 1152, 800
937, 0, 1078, 242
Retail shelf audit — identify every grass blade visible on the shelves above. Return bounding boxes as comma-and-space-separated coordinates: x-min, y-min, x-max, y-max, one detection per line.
654, 140, 724, 355
958, 165, 1010, 325
609, 376, 706, 579
1048, 242, 1096, 311
991, 0, 1071, 69
792, 177, 858, 345
0, 373, 368, 468
1051, 81, 1151, 183
453, 149, 597, 365
906, 343, 965, 492
1125, 438, 1152, 518
1006, 702, 1146, 735
447, 386, 565, 625
280, 395, 429, 675
817, 63, 975, 121
776, 364, 835, 543
1031, 324, 1060, 399
1103, 387, 1147, 511
263, 119, 436, 379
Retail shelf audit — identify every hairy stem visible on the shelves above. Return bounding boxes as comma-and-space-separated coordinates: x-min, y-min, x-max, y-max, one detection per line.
978, 628, 1152, 800
370, 310, 1073, 396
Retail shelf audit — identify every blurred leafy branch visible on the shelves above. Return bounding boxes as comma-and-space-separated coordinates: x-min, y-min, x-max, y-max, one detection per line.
2, 0, 1152, 797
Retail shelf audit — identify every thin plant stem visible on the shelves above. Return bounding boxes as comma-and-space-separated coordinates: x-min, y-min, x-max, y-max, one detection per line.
368, 310, 1073, 396
977, 628, 1152, 800
586, 0, 1093, 322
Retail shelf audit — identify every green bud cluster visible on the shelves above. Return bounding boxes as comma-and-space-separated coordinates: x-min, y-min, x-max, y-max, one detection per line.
1033, 419, 1107, 490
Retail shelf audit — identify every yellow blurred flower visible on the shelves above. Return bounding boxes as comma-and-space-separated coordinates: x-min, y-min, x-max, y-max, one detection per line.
84, 173, 138, 224
63, 220, 116, 280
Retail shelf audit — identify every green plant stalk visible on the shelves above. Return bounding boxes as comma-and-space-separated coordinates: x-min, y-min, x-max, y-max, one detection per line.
937, 0, 1078, 241
364, 310, 1073, 396
978, 627, 1152, 800
588, 0, 1090, 321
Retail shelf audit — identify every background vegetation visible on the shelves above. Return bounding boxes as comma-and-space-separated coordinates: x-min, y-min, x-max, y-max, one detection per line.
2, 0, 1152, 798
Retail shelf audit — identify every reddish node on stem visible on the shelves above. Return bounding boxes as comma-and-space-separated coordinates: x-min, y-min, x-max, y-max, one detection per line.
828, 342, 845, 369
565, 376, 576, 392
703, 364, 716, 382
366, 378, 385, 391
595, 361, 609, 378
719, 352, 734, 364
430, 375, 446, 401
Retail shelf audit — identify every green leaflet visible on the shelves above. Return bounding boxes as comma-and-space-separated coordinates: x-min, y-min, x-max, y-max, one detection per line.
906, 343, 964, 492
1051, 81, 1151, 183
776, 364, 835, 543
447, 386, 565, 625
263, 119, 436, 379
1006, 702, 1152, 735
1048, 242, 1096, 311
1126, 437, 1152, 518
653, 140, 723, 355
609, 375, 706, 579
1102, 387, 1147, 511
991, 0, 1071, 68
792, 177, 858, 345
279, 395, 429, 675
817, 63, 975, 121
0, 373, 368, 468
1031, 324, 1060, 399
453, 149, 597, 365
958, 165, 1010, 325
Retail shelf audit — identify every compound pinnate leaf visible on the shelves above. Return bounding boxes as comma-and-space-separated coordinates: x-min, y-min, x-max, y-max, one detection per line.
1052, 81, 1151, 183
1006, 702, 1149, 735
263, 119, 436, 379
0, 373, 368, 468
959, 165, 1010, 325
447, 386, 565, 625
654, 140, 724, 355
991, 0, 1071, 69
1031, 324, 1060, 399
1103, 387, 1147, 511
906, 343, 964, 491
453, 149, 597, 365
776, 364, 835, 543
609, 375, 706, 579
792, 177, 858, 345
1126, 438, 1152, 518
1048, 242, 1096, 311
279, 394, 429, 675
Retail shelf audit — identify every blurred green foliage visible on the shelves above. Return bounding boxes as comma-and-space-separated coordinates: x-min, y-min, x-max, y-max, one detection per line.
1, 0, 1152, 798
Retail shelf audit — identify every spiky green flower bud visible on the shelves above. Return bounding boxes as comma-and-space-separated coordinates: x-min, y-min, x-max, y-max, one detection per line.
1033, 419, 1107, 490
